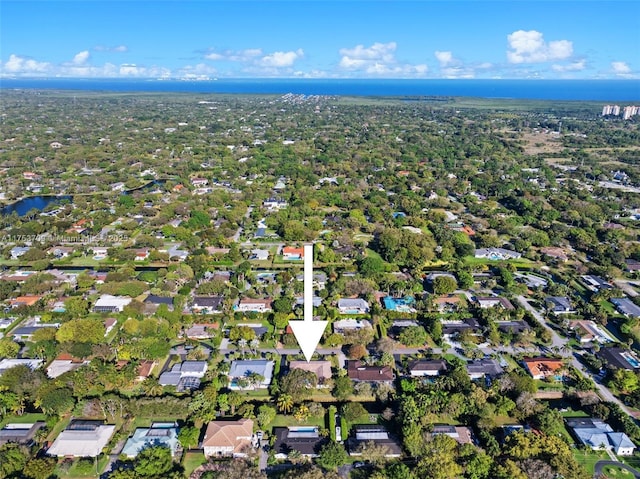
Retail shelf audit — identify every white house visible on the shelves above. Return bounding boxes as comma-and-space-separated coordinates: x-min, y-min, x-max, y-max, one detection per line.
203, 419, 254, 457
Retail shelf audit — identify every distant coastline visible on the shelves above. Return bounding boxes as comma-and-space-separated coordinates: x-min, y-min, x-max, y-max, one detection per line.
1, 78, 639, 101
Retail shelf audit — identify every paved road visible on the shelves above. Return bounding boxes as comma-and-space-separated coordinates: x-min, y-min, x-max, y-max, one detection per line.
594, 460, 640, 478
516, 296, 637, 417
615, 279, 639, 298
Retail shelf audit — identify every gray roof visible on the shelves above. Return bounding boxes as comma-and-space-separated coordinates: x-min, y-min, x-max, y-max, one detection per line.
546, 296, 572, 312
466, 358, 504, 377
158, 371, 182, 386
611, 298, 640, 318
338, 298, 369, 309
229, 360, 274, 384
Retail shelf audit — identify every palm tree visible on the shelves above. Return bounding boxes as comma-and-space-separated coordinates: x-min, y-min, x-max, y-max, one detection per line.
142, 378, 164, 397
238, 338, 247, 358
277, 393, 294, 414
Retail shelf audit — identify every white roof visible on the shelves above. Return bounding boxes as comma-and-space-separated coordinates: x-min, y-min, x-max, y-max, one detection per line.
94, 295, 132, 309
47, 425, 115, 457
0, 358, 43, 374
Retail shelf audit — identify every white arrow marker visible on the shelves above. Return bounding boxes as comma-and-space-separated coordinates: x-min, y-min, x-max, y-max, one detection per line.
288, 244, 328, 362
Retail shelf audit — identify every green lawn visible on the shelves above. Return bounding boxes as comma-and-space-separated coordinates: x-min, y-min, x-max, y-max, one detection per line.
573, 449, 610, 475
0, 412, 47, 428
183, 451, 207, 477
269, 413, 325, 430
601, 464, 637, 477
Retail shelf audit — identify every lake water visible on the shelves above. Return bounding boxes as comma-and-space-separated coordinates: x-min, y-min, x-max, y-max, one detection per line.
1, 195, 73, 216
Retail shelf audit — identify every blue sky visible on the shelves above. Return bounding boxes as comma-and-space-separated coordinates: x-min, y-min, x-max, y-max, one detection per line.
1, 1, 638, 79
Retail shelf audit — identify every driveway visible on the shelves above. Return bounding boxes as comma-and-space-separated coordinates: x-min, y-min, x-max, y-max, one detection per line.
594, 460, 640, 478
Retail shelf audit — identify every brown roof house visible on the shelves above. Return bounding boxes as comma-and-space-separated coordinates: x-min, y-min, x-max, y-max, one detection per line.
347, 361, 394, 383
289, 360, 332, 387
202, 419, 254, 458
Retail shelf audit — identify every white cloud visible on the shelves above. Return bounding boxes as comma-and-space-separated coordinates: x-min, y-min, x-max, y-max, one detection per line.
507, 30, 573, 63
259, 49, 304, 67
2, 54, 51, 74
612, 61, 631, 74
72, 50, 90, 65
552, 59, 586, 72
337, 42, 427, 77
434, 51, 454, 66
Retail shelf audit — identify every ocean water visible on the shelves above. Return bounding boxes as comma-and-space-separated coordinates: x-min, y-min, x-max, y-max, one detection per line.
1, 78, 639, 101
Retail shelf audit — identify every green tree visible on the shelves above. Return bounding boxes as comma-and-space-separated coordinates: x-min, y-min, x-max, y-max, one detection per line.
0, 443, 28, 479
316, 441, 348, 471
257, 404, 276, 429
134, 445, 173, 477
341, 402, 367, 422
178, 425, 200, 450
432, 275, 458, 295
277, 393, 294, 414
280, 368, 317, 400
55, 318, 105, 344
333, 376, 354, 401
0, 339, 20, 359
24, 457, 56, 479
398, 325, 429, 347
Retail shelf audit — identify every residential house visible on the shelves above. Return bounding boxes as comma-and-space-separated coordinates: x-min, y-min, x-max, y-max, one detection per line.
0, 359, 43, 376
569, 320, 615, 344
122, 423, 179, 458
288, 360, 332, 386
91, 247, 108, 260
545, 296, 574, 315
434, 295, 461, 313
48, 246, 74, 259
522, 358, 565, 380
540, 247, 569, 262
184, 323, 218, 340
10, 295, 42, 308
134, 249, 150, 261
566, 418, 636, 455
10, 246, 30, 259
333, 319, 372, 333
625, 259, 640, 273
11, 325, 56, 342
474, 248, 522, 260
159, 361, 207, 392
581, 275, 613, 292
263, 198, 287, 210
598, 347, 640, 371
282, 246, 304, 260
46, 420, 116, 457
190, 177, 209, 186
203, 419, 255, 458
430, 425, 473, 445
46, 354, 88, 378
346, 425, 403, 458
338, 298, 369, 315
294, 295, 322, 308
347, 360, 394, 382
191, 296, 224, 314
441, 318, 481, 339
496, 320, 531, 335
228, 360, 274, 389
466, 358, 504, 380
611, 298, 640, 318
475, 296, 514, 310
136, 360, 157, 382
234, 298, 272, 313
0, 422, 46, 446
408, 359, 448, 377
250, 249, 270, 261
515, 273, 549, 289
93, 295, 132, 313
273, 427, 326, 459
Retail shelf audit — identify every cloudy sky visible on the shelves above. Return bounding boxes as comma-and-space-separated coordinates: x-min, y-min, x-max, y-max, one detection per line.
1, 0, 638, 79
